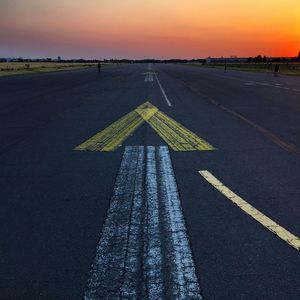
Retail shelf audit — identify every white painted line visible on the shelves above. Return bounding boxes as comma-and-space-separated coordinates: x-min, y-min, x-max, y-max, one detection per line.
144, 73, 149, 82
199, 170, 300, 251
159, 147, 202, 298
144, 72, 154, 82
144, 146, 164, 298
85, 146, 143, 299
255, 82, 272, 87
121, 147, 145, 298
85, 146, 203, 299
155, 73, 172, 106
199, 72, 300, 93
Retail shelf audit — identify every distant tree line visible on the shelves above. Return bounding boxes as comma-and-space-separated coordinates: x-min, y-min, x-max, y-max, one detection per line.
1, 55, 299, 63
0, 57, 205, 64
109, 58, 206, 63
0, 57, 106, 63
247, 54, 300, 63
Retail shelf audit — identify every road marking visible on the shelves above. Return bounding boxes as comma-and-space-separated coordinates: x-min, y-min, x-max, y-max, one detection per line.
255, 82, 272, 87
75, 102, 215, 152
135, 103, 158, 120
147, 109, 214, 151
74, 110, 143, 152
199, 170, 300, 251
186, 68, 300, 93
144, 146, 164, 298
218, 105, 300, 158
154, 73, 172, 106
180, 78, 300, 158
85, 146, 202, 299
144, 72, 154, 82
158, 147, 202, 298
85, 146, 144, 299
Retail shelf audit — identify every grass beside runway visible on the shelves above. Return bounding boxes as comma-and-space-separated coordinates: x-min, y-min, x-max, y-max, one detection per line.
0, 62, 111, 77
185, 62, 300, 76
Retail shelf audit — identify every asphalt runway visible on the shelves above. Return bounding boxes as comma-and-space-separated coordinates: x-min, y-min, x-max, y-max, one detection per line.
0, 64, 299, 299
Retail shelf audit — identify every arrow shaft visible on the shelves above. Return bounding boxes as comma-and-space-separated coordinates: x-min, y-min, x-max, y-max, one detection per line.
85, 146, 202, 299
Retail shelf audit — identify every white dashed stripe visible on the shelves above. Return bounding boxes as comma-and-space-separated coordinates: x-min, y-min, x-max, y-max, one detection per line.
155, 73, 172, 106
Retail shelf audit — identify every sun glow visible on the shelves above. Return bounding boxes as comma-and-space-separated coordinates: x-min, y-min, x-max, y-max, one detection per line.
1, 0, 299, 58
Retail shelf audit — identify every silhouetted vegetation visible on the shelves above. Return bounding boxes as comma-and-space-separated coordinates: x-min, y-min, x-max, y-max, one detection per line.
1, 54, 300, 65
1, 54, 300, 77
0, 57, 205, 64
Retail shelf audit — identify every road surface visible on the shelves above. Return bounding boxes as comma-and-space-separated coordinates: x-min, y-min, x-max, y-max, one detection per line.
0, 64, 299, 299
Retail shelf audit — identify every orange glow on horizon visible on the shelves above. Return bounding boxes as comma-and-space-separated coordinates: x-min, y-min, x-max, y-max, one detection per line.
1, 0, 299, 58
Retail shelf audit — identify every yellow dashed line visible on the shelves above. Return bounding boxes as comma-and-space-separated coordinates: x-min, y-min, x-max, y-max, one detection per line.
199, 170, 300, 251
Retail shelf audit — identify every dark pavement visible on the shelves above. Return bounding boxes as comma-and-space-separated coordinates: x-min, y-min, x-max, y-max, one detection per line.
0, 64, 299, 299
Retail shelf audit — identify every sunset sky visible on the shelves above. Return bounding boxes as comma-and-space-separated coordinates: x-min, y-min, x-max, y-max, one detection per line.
1, 0, 299, 59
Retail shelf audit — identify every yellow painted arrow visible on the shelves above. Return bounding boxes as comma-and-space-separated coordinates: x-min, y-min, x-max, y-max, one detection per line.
75, 102, 215, 152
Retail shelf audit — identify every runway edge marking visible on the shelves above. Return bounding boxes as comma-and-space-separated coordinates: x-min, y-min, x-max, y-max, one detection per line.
199, 170, 300, 251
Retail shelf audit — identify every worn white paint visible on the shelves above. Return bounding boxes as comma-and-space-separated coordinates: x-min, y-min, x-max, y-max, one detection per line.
85, 146, 202, 299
